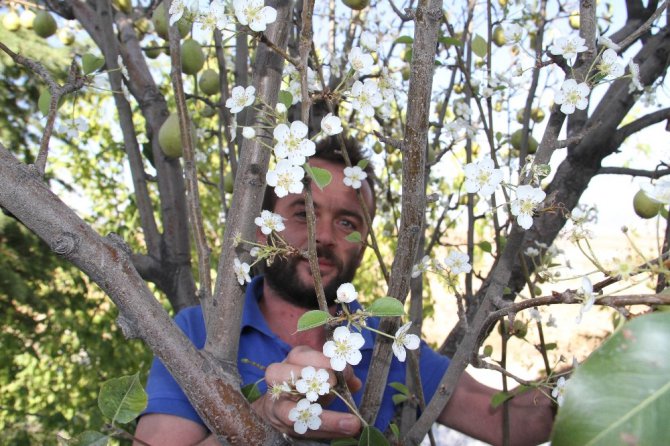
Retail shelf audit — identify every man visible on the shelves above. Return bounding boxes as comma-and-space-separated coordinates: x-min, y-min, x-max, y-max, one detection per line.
134, 140, 554, 445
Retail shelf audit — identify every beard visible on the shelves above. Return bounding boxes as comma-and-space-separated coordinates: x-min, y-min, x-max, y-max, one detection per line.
263, 246, 359, 309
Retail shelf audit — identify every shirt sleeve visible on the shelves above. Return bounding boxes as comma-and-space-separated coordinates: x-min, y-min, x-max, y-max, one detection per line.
142, 307, 207, 426
418, 341, 451, 404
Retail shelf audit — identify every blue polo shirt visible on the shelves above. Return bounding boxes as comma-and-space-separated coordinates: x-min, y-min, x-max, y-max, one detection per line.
144, 276, 450, 433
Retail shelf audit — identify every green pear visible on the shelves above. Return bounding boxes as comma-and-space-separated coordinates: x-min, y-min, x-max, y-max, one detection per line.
34, 11, 57, 38
58, 28, 74, 46
199, 69, 220, 95
181, 39, 204, 75
633, 189, 662, 219
158, 113, 196, 158
341, 0, 370, 10
492, 26, 506, 47
510, 129, 538, 154
153, 2, 191, 40
145, 41, 163, 59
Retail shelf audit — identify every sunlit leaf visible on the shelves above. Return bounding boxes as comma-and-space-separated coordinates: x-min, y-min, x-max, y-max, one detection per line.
472, 34, 487, 57
297, 310, 330, 331
358, 426, 389, 446
388, 381, 409, 395
278, 90, 293, 110
345, 231, 362, 243
304, 164, 332, 190
98, 373, 147, 424
82, 53, 105, 75
392, 393, 408, 405
551, 312, 670, 446
394, 36, 413, 44
73, 431, 109, 446
366, 297, 404, 317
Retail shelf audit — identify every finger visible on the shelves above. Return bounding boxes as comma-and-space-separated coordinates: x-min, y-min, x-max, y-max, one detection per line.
285, 346, 362, 392
272, 399, 361, 439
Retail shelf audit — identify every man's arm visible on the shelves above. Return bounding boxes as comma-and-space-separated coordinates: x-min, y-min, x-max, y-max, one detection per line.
133, 413, 218, 446
439, 372, 554, 446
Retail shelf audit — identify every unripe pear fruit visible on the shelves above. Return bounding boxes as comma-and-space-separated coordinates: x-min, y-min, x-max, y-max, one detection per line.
34, 11, 57, 38
199, 69, 220, 95
181, 39, 205, 75
492, 25, 506, 47
633, 189, 662, 219
145, 41, 162, 59
20, 9, 36, 29
341, 0, 370, 10
153, 2, 191, 40
58, 28, 75, 46
569, 11, 580, 30
511, 129, 538, 154
530, 108, 545, 123
158, 113, 196, 158
200, 105, 216, 118
2, 12, 21, 32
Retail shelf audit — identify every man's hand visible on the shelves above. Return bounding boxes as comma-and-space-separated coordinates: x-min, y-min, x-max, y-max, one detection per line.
251, 345, 363, 439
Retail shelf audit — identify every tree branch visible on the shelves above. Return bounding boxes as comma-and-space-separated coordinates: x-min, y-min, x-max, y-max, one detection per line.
597, 167, 670, 178
611, 107, 670, 147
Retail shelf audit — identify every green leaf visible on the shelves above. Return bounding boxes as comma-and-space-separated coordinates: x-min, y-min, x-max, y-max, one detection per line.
304, 164, 332, 190
439, 36, 463, 47
358, 426, 389, 446
491, 391, 513, 409
331, 439, 359, 446
389, 423, 400, 439
392, 393, 408, 405
345, 231, 362, 243
38, 90, 52, 116
471, 34, 488, 58
394, 36, 414, 44
388, 381, 409, 395
242, 383, 262, 403
82, 53, 105, 75
297, 310, 330, 331
478, 241, 492, 253
483, 344, 493, 356
73, 431, 109, 446
366, 297, 404, 317
543, 342, 558, 350
551, 312, 670, 446
357, 159, 369, 170
278, 90, 293, 109
98, 373, 147, 424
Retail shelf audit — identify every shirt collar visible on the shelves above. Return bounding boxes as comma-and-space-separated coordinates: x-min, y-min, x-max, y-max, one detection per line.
242, 275, 375, 350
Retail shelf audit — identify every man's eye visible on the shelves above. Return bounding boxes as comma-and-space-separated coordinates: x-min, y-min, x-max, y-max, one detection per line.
339, 219, 355, 230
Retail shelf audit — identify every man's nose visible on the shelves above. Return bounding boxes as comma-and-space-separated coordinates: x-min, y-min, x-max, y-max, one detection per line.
315, 219, 335, 247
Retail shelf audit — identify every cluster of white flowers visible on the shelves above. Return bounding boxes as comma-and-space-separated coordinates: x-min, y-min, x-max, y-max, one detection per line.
510, 185, 546, 229
335, 282, 358, 304
411, 255, 433, 278
504, 23, 524, 43
549, 36, 588, 62
597, 49, 624, 78
288, 398, 323, 434
348, 79, 383, 118
642, 179, 670, 204
392, 322, 420, 362
282, 65, 317, 105
265, 120, 315, 198
554, 79, 590, 115
233, 257, 251, 285
57, 117, 89, 140
348, 47, 375, 75
464, 156, 504, 197
442, 250, 472, 275
552, 376, 567, 406
168, 0, 276, 33
323, 326, 365, 371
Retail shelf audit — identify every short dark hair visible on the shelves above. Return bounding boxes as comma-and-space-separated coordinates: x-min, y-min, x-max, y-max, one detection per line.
261, 136, 376, 213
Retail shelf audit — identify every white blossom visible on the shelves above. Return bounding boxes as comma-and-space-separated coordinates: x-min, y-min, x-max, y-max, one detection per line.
549, 36, 587, 61
642, 180, 670, 205
322, 326, 365, 371
359, 31, 377, 52
349, 79, 383, 118
554, 79, 590, 115
197, 0, 229, 32
233, 0, 277, 32
598, 36, 621, 52
392, 322, 420, 362
628, 60, 643, 92
454, 101, 471, 119
226, 85, 256, 113
575, 276, 595, 324
504, 23, 524, 43
343, 166, 367, 189
288, 399, 322, 434
464, 156, 504, 196
57, 117, 89, 140
411, 255, 432, 278
283, 65, 317, 104
552, 377, 567, 406
273, 121, 315, 166
242, 126, 256, 139
168, 0, 199, 26
320, 113, 343, 136
348, 46, 374, 75
510, 185, 546, 229
377, 67, 396, 101
233, 257, 251, 285
335, 283, 358, 304
266, 160, 305, 197
295, 367, 330, 402
597, 49, 624, 78
254, 210, 285, 235
443, 251, 472, 275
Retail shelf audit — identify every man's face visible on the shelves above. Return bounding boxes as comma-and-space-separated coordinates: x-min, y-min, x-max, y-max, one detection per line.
262, 158, 374, 309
